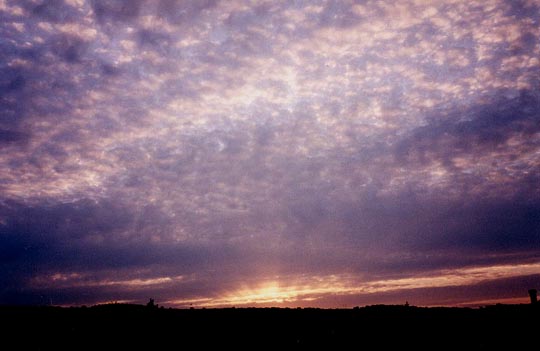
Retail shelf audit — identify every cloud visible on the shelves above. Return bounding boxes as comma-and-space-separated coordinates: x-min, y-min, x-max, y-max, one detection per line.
29, 0, 79, 24
91, 0, 143, 24
156, 0, 218, 25
1, 0, 539, 306
0, 129, 29, 145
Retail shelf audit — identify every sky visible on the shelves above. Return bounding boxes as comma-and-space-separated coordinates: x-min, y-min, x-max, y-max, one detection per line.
0, 0, 539, 308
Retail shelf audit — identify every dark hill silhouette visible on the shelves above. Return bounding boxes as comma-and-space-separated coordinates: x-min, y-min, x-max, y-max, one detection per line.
1, 302, 538, 349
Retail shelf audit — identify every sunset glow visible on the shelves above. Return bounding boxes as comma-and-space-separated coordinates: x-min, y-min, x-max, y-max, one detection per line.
165, 262, 540, 307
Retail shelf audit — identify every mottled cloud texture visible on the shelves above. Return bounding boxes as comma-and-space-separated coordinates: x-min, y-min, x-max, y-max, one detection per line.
1, 0, 539, 307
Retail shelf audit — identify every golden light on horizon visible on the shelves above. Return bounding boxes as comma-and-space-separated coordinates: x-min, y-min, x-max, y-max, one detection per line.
166, 261, 540, 308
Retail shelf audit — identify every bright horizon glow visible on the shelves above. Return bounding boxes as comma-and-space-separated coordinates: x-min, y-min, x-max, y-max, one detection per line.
164, 261, 540, 308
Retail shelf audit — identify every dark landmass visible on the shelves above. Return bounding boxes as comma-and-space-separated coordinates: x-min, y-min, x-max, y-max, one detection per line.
1, 303, 538, 349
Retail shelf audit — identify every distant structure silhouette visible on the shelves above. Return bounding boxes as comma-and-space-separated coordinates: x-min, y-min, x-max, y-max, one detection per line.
146, 298, 158, 309
528, 289, 537, 304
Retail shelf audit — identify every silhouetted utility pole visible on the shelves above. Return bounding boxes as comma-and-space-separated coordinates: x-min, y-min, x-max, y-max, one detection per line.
528, 289, 537, 304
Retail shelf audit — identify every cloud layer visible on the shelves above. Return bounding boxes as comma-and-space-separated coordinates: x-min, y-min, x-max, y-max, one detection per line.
1, 0, 539, 307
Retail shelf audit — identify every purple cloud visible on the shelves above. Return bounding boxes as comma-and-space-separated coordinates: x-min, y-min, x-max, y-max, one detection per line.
1, 0, 539, 307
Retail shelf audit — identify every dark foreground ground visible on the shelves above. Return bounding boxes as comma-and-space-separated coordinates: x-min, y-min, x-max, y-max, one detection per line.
1, 304, 538, 349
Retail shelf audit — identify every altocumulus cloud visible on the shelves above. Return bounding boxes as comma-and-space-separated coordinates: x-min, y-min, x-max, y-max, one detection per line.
1, 0, 539, 307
